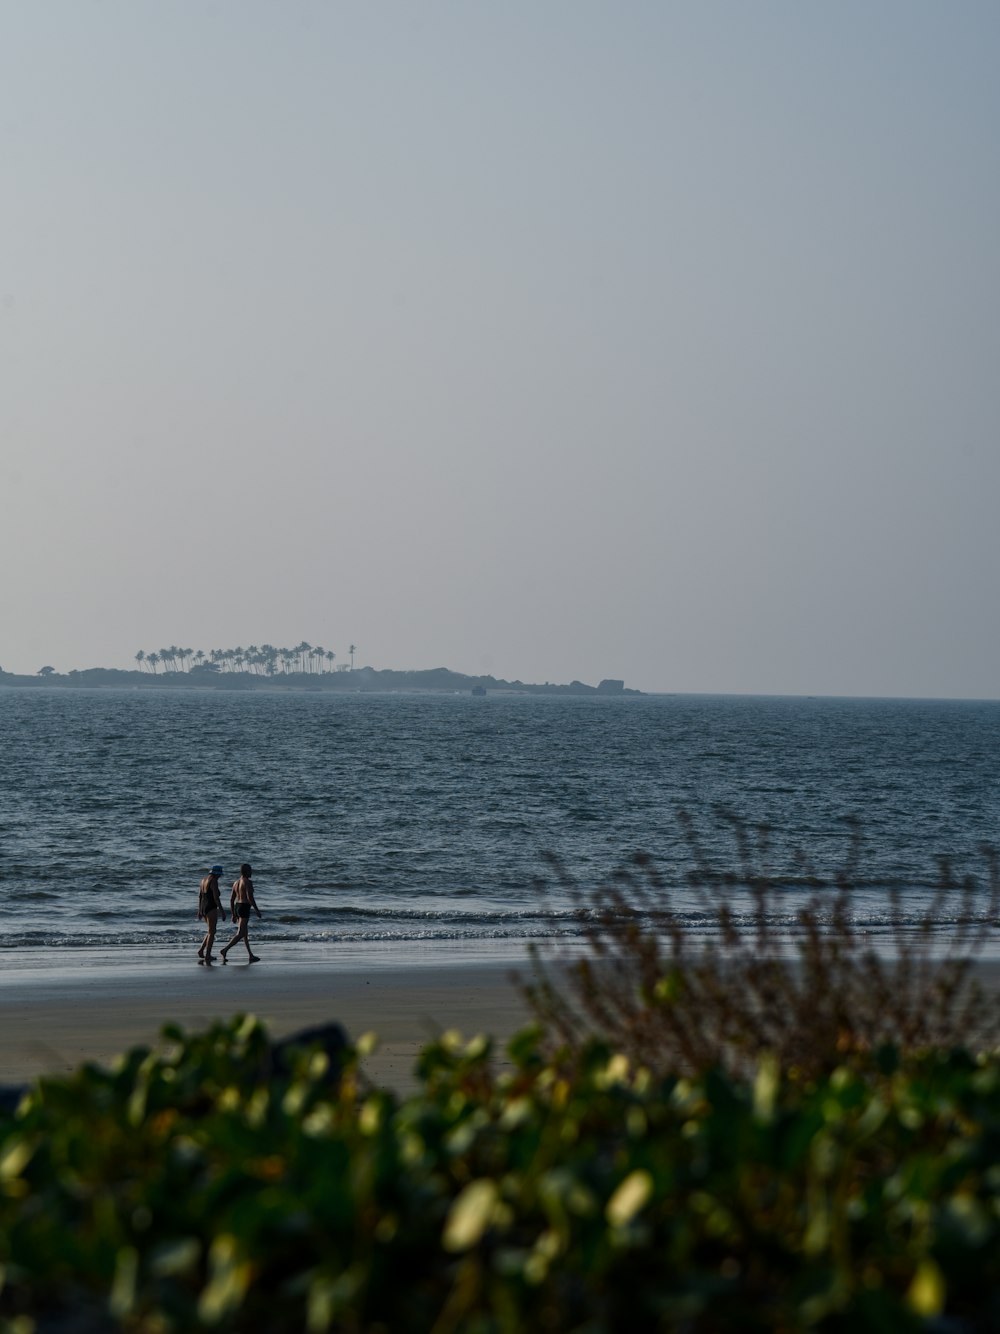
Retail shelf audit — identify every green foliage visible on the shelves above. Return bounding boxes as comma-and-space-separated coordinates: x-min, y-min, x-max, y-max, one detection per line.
4, 1016, 1000, 1330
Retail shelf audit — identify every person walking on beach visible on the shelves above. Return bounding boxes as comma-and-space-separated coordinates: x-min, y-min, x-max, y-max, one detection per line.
197, 865, 227, 962
221, 863, 262, 963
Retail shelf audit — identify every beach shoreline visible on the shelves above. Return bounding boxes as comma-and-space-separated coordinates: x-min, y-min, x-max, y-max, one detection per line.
0, 943, 542, 1095
6, 943, 1000, 1099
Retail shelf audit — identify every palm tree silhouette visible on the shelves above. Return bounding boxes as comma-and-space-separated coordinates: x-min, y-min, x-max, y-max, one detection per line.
128, 639, 361, 677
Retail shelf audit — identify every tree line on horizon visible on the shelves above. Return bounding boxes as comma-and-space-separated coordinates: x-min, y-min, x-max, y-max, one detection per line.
133, 642, 357, 676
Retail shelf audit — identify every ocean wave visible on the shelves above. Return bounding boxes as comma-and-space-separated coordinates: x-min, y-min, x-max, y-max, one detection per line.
2, 906, 997, 952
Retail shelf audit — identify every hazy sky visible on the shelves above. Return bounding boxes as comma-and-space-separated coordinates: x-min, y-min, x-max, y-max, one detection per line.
2, 2, 998, 696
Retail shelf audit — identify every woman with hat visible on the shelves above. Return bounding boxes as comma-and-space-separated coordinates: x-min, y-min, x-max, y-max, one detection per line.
197, 865, 227, 962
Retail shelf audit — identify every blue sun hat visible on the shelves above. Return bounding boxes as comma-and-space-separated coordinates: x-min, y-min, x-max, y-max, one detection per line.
211, 864, 224, 874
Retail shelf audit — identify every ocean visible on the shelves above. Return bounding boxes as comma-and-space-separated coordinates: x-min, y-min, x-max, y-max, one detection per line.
1, 688, 998, 959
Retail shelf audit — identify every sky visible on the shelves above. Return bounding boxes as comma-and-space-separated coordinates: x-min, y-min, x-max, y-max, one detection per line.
1, 2, 998, 697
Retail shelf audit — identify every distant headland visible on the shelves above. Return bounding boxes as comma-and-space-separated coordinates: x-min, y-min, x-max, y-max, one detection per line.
0, 646, 638, 697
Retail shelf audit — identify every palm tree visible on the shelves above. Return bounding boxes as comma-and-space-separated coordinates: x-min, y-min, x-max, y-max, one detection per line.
147, 652, 160, 674
194, 650, 205, 668
326, 650, 336, 672
135, 650, 145, 672
349, 644, 356, 671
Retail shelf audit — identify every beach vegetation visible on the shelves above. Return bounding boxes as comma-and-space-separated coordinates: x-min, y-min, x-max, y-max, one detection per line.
3, 1014, 1000, 1330
521, 813, 1000, 1080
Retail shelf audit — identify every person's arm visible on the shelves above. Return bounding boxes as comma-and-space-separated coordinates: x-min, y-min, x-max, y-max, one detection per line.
214, 883, 226, 920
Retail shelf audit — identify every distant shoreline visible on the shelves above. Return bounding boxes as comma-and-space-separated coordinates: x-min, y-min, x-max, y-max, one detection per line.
0, 665, 639, 697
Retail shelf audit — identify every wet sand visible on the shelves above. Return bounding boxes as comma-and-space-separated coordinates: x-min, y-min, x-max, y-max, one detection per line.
0, 943, 543, 1096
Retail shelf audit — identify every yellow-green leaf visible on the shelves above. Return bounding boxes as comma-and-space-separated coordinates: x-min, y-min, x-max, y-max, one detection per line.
606, 1170, 653, 1227
907, 1258, 945, 1317
443, 1179, 498, 1252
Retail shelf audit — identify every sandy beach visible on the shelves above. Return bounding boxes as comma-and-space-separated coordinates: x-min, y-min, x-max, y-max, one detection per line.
0, 942, 544, 1097
6, 942, 1000, 1100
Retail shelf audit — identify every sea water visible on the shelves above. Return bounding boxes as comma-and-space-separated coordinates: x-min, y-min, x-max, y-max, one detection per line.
0, 688, 998, 956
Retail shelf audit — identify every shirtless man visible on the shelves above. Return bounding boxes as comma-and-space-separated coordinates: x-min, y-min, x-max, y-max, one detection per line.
197, 865, 227, 962
220, 863, 263, 963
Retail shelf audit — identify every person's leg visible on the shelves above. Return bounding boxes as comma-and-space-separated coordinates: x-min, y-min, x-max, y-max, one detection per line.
220, 919, 244, 960
239, 919, 259, 960
221, 916, 249, 961
204, 913, 218, 960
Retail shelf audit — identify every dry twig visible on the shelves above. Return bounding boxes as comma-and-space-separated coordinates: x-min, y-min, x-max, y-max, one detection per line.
519, 812, 1000, 1078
